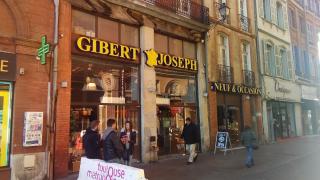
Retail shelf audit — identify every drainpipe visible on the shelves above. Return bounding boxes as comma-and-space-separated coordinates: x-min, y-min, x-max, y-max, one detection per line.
204, 32, 211, 149
253, 0, 265, 143
47, 0, 59, 179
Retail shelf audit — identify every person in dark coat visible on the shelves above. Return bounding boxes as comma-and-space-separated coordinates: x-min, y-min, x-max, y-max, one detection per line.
120, 121, 137, 166
240, 125, 256, 168
83, 113, 101, 159
181, 117, 199, 165
102, 119, 124, 163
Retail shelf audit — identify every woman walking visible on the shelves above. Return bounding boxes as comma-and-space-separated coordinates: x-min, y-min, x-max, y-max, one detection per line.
240, 126, 257, 168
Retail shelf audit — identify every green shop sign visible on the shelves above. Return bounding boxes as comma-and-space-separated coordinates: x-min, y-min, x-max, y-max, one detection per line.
37, 36, 50, 65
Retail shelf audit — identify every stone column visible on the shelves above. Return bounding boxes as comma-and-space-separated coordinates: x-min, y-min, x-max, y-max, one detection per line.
196, 42, 210, 152
140, 21, 157, 162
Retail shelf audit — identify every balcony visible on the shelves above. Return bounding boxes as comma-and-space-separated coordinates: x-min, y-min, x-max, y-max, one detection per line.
217, 65, 234, 83
141, 0, 209, 24
243, 70, 255, 87
239, 14, 250, 32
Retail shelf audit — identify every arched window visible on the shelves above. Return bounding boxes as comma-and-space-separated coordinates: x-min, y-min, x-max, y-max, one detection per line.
276, 2, 284, 28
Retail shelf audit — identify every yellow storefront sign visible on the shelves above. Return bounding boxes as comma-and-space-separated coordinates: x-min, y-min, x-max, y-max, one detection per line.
144, 49, 198, 71
76, 36, 140, 61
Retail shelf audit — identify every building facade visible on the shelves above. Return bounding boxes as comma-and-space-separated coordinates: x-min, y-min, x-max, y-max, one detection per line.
54, 0, 210, 178
288, 0, 320, 136
207, 0, 263, 146
256, 0, 301, 142
0, 0, 54, 179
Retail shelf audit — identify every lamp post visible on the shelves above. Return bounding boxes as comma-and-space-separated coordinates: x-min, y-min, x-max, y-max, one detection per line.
218, 3, 230, 22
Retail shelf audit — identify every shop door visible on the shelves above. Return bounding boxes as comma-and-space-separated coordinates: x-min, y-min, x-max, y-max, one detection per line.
157, 106, 197, 155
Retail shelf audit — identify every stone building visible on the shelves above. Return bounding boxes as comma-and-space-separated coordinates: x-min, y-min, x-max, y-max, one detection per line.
256, 0, 301, 142
207, 0, 263, 146
288, 0, 320, 137
54, 0, 210, 178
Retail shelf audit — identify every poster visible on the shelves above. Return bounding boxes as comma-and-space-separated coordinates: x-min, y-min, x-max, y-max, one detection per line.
23, 112, 43, 147
78, 157, 147, 180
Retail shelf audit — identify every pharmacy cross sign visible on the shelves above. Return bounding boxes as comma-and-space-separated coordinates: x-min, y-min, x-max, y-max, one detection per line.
37, 36, 50, 65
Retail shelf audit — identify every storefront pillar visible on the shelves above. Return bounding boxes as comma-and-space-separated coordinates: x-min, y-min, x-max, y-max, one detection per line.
196, 42, 210, 151
295, 103, 303, 136
262, 100, 269, 142
140, 23, 157, 162
208, 90, 218, 148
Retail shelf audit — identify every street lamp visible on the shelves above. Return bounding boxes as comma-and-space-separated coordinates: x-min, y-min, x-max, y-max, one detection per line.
218, 3, 230, 22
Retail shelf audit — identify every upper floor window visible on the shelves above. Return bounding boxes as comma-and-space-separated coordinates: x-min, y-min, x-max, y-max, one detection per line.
263, 0, 272, 21
276, 2, 284, 29
293, 46, 301, 75
307, 23, 315, 45
239, 0, 248, 17
264, 41, 276, 76
241, 42, 251, 70
72, 10, 96, 37
299, 15, 306, 34
288, 8, 297, 28
218, 35, 230, 66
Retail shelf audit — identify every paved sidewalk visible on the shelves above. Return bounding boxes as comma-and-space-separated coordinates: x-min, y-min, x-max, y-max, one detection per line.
60, 136, 320, 180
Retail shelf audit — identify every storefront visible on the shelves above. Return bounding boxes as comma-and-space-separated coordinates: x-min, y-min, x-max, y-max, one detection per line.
301, 85, 320, 135
211, 82, 261, 145
0, 52, 15, 171
69, 10, 141, 172
262, 77, 301, 142
150, 33, 199, 155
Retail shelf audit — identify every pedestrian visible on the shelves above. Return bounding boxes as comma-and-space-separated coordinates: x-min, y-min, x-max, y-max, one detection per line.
181, 117, 199, 165
82, 113, 101, 159
102, 119, 124, 163
240, 125, 256, 168
120, 121, 137, 166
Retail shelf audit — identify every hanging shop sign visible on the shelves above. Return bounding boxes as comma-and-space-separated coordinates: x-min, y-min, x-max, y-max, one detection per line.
0, 52, 16, 81
211, 82, 261, 95
75, 36, 140, 61
37, 35, 50, 65
144, 49, 197, 71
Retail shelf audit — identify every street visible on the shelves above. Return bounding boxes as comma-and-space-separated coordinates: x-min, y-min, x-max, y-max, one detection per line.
142, 136, 320, 180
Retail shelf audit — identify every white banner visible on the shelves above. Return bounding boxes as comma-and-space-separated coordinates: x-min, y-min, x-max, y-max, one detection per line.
78, 157, 147, 180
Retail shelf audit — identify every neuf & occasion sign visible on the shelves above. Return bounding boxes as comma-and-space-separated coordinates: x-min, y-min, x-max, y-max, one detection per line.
211, 82, 261, 95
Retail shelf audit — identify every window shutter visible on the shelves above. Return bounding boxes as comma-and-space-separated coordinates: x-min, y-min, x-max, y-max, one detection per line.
247, 44, 252, 71
287, 50, 293, 80
259, 0, 264, 17
225, 37, 230, 66
275, 46, 281, 77
262, 40, 269, 75
271, 0, 276, 23
283, 5, 288, 29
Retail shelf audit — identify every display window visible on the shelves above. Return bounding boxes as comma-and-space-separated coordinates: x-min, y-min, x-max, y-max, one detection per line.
0, 82, 12, 167
69, 56, 140, 172
155, 70, 198, 155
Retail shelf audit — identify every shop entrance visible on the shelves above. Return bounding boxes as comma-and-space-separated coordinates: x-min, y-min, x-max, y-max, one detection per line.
267, 101, 296, 141
157, 106, 197, 155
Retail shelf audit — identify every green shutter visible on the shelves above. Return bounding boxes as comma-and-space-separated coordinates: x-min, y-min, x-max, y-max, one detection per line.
287, 50, 293, 80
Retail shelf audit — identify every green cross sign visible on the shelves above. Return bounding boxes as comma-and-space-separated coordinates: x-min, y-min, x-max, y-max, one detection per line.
37, 36, 50, 65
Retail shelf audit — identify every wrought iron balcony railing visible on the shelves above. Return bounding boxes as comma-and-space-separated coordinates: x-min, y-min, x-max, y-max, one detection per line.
239, 14, 250, 32
217, 65, 234, 83
141, 0, 209, 24
243, 70, 255, 87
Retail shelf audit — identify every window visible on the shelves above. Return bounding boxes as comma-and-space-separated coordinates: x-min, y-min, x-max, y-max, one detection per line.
219, 35, 230, 66
277, 2, 284, 28
293, 46, 301, 76
288, 8, 297, 28
263, 0, 272, 21
264, 42, 276, 76
307, 23, 315, 45
242, 42, 251, 70
300, 16, 306, 33
309, 55, 316, 79
72, 10, 96, 37
239, 0, 248, 17
303, 51, 310, 78
280, 49, 290, 79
